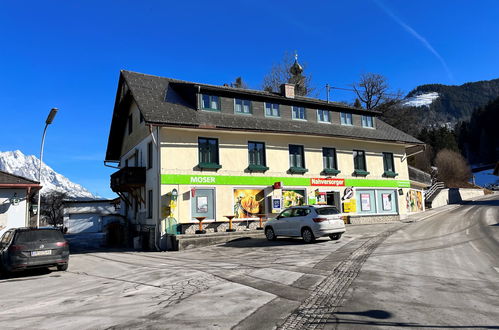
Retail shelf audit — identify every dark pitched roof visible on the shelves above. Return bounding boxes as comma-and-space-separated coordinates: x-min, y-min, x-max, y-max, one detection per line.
0, 170, 39, 185
105, 70, 423, 161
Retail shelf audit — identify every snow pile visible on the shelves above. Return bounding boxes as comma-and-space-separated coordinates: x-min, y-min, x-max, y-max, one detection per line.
0, 150, 98, 199
403, 92, 439, 107
472, 168, 499, 188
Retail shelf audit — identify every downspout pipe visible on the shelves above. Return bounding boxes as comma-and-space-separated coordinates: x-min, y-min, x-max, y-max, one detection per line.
148, 124, 161, 251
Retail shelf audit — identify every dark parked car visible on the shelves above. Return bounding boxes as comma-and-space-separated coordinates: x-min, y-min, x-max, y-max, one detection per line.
0, 227, 69, 273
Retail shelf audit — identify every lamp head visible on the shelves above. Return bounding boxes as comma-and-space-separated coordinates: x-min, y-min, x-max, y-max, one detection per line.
46, 108, 58, 125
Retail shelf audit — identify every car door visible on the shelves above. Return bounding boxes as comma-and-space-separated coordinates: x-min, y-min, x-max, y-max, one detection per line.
287, 207, 311, 237
273, 208, 294, 236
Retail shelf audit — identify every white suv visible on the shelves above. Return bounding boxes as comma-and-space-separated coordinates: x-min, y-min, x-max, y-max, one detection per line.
264, 205, 346, 243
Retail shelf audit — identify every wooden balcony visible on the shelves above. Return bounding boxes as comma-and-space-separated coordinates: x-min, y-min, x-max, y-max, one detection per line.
110, 167, 146, 192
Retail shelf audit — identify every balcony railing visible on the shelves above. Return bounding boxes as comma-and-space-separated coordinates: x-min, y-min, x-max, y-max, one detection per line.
110, 167, 146, 192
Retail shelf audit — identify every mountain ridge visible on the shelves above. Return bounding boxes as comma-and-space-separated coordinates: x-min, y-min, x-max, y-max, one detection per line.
0, 150, 99, 200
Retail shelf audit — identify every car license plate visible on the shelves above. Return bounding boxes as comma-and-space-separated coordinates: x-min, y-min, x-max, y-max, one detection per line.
31, 250, 51, 257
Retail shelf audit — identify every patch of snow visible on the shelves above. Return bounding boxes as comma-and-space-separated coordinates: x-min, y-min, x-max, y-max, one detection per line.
403, 92, 439, 107
472, 169, 499, 188
0, 150, 99, 199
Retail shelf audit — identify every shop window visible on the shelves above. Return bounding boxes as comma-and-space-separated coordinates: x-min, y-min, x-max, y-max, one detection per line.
322, 147, 340, 175
376, 190, 398, 214
247, 142, 269, 172
198, 137, 221, 170
356, 190, 376, 214
353, 150, 369, 176
235, 99, 251, 114
282, 189, 306, 208
200, 94, 220, 111
289, 145, 308, 173
191, 188, 215, 220
234, 189, 265, 219
292, 106, 306, 120
340, 112, 352, 125
317, 110, 330, 123
265, 103, 280, 117
383, 152, 398, 177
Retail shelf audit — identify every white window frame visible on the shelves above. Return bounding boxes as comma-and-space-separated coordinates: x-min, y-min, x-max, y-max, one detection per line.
292, 106, 306, 120
234, 98, 252, 114
317, 109, 331, 123
264, 102, 280, 118
340, 112, 353, 126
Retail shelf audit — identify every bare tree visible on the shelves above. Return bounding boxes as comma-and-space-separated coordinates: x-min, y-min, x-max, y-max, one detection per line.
41, 191, 68, 227
352, 73, 402, 110
435, 149, 472, 187
262, 52, 315, 97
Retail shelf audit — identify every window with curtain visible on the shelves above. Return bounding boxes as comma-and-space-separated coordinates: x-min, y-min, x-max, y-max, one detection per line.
317, 110, 330, 123
201, 94, 220, 111
289, 145, 305, 168
265, 103, 280, 117
235, 99, 251, 114
292, 106, 306, 120
340, 112, 353, 125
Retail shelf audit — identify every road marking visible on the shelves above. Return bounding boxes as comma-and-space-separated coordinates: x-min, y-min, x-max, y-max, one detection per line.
469, 241, 481, 253
466, 229, 469, 235
494, 267, 499, 274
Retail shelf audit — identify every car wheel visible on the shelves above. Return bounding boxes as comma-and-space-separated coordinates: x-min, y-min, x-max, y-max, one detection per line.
57, 263, 68, 271
265, 227, 277, 241
329, 233, 342, 240
302, 228, 315, 243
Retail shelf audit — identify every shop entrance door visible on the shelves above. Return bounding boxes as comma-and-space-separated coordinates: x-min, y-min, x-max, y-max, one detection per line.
326, 192, 341, 210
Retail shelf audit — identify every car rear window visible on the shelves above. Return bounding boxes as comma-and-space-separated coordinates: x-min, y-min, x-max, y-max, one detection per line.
316, 207, 340, 215
14, 229, 64, 243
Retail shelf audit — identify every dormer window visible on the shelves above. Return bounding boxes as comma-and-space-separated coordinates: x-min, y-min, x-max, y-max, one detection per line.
362, 115, 374, 128
201, 94, 220, 111
265, 103, 280, 117
292, 106, 306, 120
340, 112, 353, 125
235, 99, 251, 114
317, 110, 330, 123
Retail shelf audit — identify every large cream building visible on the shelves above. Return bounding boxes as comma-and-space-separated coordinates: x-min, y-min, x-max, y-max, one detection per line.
105, 69, 424, 249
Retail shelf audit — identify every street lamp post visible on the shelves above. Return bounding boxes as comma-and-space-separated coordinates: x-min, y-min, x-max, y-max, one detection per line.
36, 108, 58, 228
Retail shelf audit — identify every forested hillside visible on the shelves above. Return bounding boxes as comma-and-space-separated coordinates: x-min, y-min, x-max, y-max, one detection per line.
406, 78, 499, 126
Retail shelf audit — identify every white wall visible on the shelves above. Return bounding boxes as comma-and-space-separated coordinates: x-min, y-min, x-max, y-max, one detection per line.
0, 188, 28, 237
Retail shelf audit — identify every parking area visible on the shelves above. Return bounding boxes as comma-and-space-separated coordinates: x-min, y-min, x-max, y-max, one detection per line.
0, 223, 399, 329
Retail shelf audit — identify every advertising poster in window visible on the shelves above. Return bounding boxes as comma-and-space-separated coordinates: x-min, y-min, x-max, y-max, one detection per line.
282, 189, 306, 208
382, 193, 392, 211
196, 196, 208, 213
234, 189, 265, 219
407, 189, 424, 212
361, 193, 371, 211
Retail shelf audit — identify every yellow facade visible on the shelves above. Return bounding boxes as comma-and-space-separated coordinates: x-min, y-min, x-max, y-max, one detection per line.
159, 127, 411, 224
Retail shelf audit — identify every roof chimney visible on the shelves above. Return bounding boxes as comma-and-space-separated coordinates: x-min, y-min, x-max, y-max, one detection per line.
280, 83, 295, 98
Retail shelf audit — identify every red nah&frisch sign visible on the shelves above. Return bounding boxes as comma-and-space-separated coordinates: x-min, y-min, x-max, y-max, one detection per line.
310, 178, 345, 186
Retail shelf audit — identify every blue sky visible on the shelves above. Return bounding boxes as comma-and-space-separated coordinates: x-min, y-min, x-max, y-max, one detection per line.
1, 0, 498, 198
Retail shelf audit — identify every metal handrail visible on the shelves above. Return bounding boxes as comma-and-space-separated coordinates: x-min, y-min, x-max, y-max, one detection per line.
425, 181, 445, 201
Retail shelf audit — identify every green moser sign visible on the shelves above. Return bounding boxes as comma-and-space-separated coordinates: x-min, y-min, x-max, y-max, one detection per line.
161, 174, 410, 188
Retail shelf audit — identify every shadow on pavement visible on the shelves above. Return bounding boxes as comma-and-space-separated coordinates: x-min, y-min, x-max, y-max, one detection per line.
325, 309, 499, 329
223, 237, 330, 248
0, 267, 54, 281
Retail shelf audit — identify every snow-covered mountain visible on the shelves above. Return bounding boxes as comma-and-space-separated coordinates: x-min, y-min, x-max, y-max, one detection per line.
0, 150, 98, 199
403, 92, 439, 108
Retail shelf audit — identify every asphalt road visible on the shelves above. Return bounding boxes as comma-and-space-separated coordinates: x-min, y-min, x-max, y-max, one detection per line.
334, 194, 499, 329
0, 195, 497, 329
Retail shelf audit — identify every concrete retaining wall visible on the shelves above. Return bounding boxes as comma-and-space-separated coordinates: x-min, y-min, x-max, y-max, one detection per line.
431, 188, 485, 209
